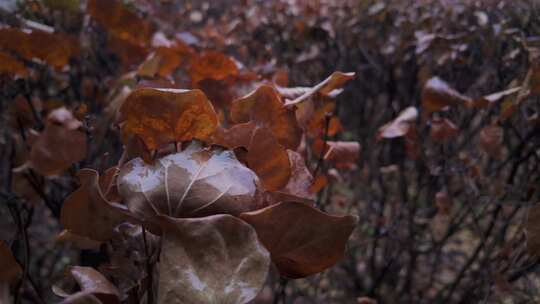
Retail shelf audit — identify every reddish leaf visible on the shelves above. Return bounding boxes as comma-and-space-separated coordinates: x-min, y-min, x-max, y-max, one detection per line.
61, 168, 136, 241
231, 85, 301, 150
87, 0, 152, 46
117, 141, 265, 223
285, 71, 355, 106
421, 77, 471, 114
324, 141, 361, 168
0, 27, 79, 69
210, 121, 256, 149
28, 107, 86, 176
0, 51, 27, 77
55, 230, 101, 250
270, 150, 315, 203
240, 201, 358, 278
157, 214, 270, 304
479, 125, 503, 159
189, 51, 239, 85
377, 107, 418, 140
120, 87, 218, 151
0, 242, 21, 285
429, 117, 459, 142
247, 127, 291, 191
309, 174, 328, 194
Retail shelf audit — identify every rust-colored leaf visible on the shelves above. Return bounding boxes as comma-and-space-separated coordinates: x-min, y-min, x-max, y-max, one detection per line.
377, 107, 418, 140
157, 214, 270, 304
0, 242, 21, 285
117, 141, 265, 224
324, 141, 360, 168
120, 87, 218, 151
61, 168, 136, 241
240, 201, 358, 278
210, 121, 256, 149
59, 266, 120, 304
270, 150, 315, 203
309, 174, 328, 194
56, 230, 101, 250
247, 127, 291, 191
429, 117, 458, 142
479, 125, 503, 159
28, 107, 86, 176
0, 51, 27, 77
421, 77, 471, 114
107, 35, 149, 68
189, 51, 238, 85
285, 71, 355, 106
231, 85, 301, 150
0, 27, 79, 69
87, 0, 152, 46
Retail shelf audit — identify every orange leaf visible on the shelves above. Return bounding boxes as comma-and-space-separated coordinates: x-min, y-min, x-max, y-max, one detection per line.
240, 201, 358, 278
247, 127, 291, 191
189, 51, 238, 85
422, 77, 471, 114
87, 0, 152, 46
0, 51, 27, 77
120, 87, 218, 151
285, 71, 355, 106
309, 174, 328, 194
0, 27, 79, 69
270, 150, 315, 203
231, 85, 301, 150
210, 121, 256, 149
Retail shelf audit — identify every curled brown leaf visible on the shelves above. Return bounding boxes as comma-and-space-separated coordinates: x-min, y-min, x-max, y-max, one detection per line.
240, 201, 358, 278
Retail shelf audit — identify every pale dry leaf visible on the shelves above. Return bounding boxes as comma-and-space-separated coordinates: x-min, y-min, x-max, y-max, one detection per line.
157, 214, 270, 304
117, 141, 265, 223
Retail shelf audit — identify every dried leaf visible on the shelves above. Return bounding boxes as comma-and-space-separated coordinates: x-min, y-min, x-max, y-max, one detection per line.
87, 0, 152, 46
309, 174, 328, 194
120, 87, 218, 151
231, 85, 301, 150
324, 141, 360, 168
270, 150, 315, 203
117, 141, 265, 224
60, 266, 120, 304
377, 107, 418, 140
28, 107, 86, 176
190, 51, 238, 84
157, 214, 270, 304
422, 77, 471, 114
0, 51, 27, 77
429, 117, 459, 142
285, 71, 355, 106
473, 87, 520, 108
56, 230, 102, 250
479, 125, 503, 159
0, 242, 21, 284
210, 121, 256, 149
61, 168, 136, 241
0, 27, 79, 69
240, 201, 358, 278
247, 127, 291, 191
